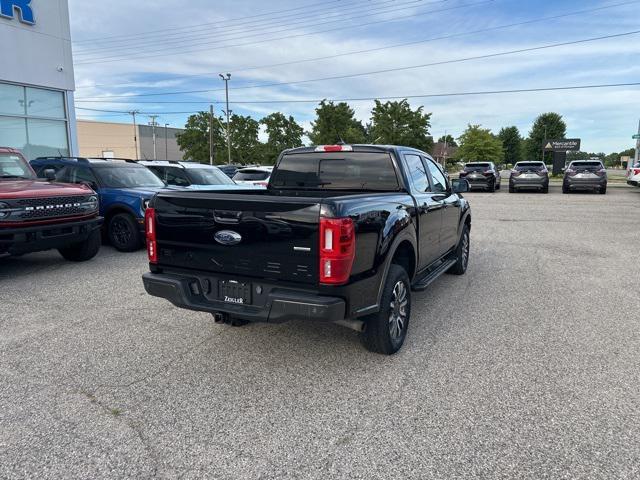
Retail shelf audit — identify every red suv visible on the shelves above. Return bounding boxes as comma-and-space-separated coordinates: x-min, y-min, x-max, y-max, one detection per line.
0, 148, 103, 261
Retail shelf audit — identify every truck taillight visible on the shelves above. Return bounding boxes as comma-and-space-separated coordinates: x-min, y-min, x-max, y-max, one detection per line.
319, 217, 355, 285
145, 207, 157, 264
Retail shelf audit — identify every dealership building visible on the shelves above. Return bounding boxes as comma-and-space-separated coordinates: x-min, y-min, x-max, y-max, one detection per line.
1, 0, 77, 160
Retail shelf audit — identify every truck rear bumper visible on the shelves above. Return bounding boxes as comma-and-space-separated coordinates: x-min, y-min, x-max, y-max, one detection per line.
142, 272, 346, 323
0, 217, 103, 256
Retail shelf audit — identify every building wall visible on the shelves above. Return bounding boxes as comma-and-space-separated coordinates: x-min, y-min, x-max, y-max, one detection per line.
138, 124, 185, 160
77, 120, 185, 160
77, 120, 138, 159
0, 0, 75, 91
0, 0, 76, 159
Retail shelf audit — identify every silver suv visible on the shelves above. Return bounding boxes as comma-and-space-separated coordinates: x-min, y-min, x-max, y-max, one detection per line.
509, 161, 549, 194
562, 160, 607, 194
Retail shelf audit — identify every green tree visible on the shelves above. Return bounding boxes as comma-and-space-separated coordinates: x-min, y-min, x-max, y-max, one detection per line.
176, 111, 225, 163
455, 124, 504, 163
260, 112, 304, 164
308, 100, 366, 145
437, 134, 457, 147
229, 114, 261, 164
498, 126, 522, 165
369, 100, 433, 151
526, 112, 567, 162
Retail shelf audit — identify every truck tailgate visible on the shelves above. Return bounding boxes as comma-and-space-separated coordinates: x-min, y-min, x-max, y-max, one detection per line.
153, 192, 320, 285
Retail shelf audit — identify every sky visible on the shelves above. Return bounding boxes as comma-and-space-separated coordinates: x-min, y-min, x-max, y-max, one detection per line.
68, 0, 640, 153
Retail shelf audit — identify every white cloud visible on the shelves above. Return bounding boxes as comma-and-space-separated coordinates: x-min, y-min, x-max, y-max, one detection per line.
68, 0, 640, 152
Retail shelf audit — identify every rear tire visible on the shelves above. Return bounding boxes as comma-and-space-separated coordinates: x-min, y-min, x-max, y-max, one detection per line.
58, 228, 101, 262
108, 213, 141, 252
448, 224, 470, 276
361, 265, 411, 355
599, 186, 607, 195
562, 184, 569, 194
542, 185, 549, 194
509, 184, 515, 193
488, 180, 496, 193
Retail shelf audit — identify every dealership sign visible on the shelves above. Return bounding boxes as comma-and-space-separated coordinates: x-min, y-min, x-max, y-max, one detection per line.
543, 139, 581, 152
0, 0, 34, 25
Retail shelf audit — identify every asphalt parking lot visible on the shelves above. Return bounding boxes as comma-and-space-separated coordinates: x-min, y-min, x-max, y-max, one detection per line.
1, 186, 640, 479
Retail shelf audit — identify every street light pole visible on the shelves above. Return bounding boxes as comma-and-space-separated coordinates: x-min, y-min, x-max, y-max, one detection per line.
219, 73, 232, 165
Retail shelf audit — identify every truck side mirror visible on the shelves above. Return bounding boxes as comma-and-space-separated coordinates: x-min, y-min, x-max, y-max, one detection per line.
44, 169, 56, 181
451, 179, 470, 193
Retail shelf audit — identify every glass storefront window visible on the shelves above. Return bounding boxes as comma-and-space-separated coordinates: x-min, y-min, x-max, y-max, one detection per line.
26, 119, 69, 158
0, 83, 26, 116
0, 117, 28, 152
26, 87, 65, 119
0, 82, 70, 160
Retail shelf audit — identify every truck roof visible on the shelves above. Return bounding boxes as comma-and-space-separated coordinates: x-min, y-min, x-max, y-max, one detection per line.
283, 144, 430, 156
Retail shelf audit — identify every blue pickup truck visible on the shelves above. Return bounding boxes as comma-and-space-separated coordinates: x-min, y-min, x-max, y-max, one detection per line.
31, 157, 170, 251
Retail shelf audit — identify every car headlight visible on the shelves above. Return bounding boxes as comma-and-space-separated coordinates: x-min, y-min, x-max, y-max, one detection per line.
0, 202, 9, 219
87, 195, 99, 211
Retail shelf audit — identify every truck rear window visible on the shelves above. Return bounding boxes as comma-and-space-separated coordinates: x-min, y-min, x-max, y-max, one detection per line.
233, 170, 270, 181
464, 163, 490, 171
271, 152, 400, 191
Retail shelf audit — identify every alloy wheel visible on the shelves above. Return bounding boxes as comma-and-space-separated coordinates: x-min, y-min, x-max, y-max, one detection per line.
389, 281, 408, 339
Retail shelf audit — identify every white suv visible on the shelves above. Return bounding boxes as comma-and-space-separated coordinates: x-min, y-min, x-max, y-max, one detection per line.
628, 163, 640, 187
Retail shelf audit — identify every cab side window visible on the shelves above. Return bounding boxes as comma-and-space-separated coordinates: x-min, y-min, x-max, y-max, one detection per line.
425, 158, 448, 193
164, 167, 191, 187
404, 154, 429, 193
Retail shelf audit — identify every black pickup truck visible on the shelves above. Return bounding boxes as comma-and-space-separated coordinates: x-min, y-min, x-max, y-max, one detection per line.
143, 145, 471, 354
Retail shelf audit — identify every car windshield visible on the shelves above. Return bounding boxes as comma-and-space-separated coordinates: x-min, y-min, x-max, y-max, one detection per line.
464, 163, 490, 171
0, 153, 35, 180
233, 169, 270, 181
516, 162, 545, 171
95, 166, 165, 188
187, 167, 235, 185
271, 152, 400, 191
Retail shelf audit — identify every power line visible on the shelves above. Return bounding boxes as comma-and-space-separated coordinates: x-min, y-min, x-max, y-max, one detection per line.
73, 0, 356, 44
76, 30, 640, 100
74, 82, 640, 107
74, 0, 492, 65
74, 0, 452, 61
75, 0, 640, 91
74, 0, 418, 55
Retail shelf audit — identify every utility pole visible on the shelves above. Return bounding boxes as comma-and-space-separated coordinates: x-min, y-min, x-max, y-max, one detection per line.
128, 110, 140, 160
219, 73, 232, 165
209, 105, 215, 166
164, 123, 169, 160
542, 124, 547, 165
634, 119, 640, 170
148, 115, 159, 160
443, 130, 448, 169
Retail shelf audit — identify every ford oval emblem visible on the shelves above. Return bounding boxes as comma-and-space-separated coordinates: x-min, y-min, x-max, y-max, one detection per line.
214, 230, 242, 246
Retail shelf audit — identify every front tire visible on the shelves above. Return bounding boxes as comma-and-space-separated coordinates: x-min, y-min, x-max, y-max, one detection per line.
361, 265, 411, 355
599, 185, 607, 194
448, 224, 470, 275
108, 213, 141, 252
488, 179, 496, 192
58, 228, 101, 262
509, 184, 515, 193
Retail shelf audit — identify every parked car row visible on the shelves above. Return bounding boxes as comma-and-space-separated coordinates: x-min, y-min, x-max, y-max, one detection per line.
459, 160, 608, 194
1, 148, 278, 260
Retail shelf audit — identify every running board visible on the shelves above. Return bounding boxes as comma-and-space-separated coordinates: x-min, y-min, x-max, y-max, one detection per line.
411, 258, 456, 292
